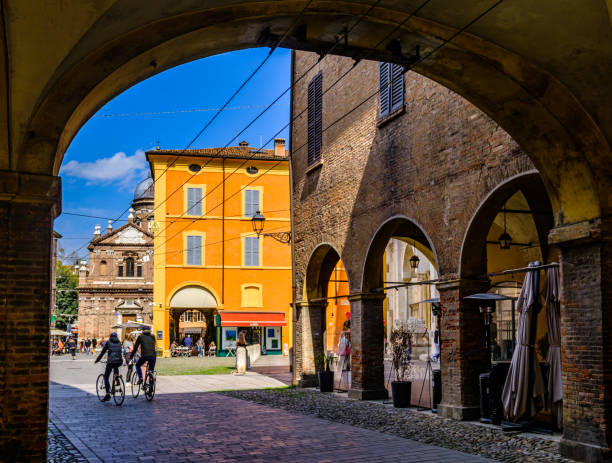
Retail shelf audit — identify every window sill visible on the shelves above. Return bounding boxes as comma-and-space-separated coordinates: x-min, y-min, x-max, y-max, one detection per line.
377, 104, 405, 128
305, 161, 323, 175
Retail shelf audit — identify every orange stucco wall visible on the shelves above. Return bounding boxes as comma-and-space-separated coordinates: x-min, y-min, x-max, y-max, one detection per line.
149, 152, 293, 355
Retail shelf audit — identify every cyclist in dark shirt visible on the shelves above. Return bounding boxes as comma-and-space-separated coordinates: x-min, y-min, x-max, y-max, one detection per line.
94, 332, 123, 402
132, 328, 156, 384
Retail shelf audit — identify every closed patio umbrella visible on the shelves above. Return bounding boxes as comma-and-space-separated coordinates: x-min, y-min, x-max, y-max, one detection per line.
545, 265, 562, 430
502, 262, 545, 421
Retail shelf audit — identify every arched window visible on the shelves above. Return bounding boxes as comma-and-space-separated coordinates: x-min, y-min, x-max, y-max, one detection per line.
125, 257, 135, 277
99, 260, 107, 275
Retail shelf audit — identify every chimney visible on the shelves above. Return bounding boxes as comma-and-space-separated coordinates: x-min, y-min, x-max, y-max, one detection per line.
239, 140, 249, 147
274, 138, 286, 157
94, 224, 101, 239
107, 220, 112, 234
78, 260, 88, 284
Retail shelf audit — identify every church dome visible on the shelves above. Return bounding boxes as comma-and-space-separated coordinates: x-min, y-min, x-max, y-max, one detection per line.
134, 176, 154, 200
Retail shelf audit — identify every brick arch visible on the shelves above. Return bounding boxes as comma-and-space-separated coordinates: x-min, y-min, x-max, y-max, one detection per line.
10, 2, 605, 227
304, 242, 348, 301
361, 215, 439, 293
459, 170, 554, 279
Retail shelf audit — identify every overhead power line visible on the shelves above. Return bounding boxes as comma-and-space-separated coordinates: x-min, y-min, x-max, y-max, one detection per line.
151, 0, 385, 250
63, 1, 314, 259
95, 103, 289, 118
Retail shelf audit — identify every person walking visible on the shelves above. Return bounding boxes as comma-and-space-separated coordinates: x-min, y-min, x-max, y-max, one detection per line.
68, 337, 77, 360
184, 334, 192, 349
94, 332, 124, 402
91, 337, 97, 354
85, 338, 91, 355
196, 337, 204, 357
235, 331, 248, 374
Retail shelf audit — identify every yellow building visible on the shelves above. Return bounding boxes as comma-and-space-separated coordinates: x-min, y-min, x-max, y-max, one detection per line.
147, 139, 292, 357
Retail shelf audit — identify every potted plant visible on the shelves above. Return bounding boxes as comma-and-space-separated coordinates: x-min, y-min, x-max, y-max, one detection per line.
315, 351, 335, 392
390, 324, 413, 408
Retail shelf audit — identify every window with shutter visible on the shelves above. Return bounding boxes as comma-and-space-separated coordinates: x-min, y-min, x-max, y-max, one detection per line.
379, 62, 391, 116
379, 62, 404, 117
245, 189, 260, 217
186, 235, 202, 265
244, 236, 260, 267
390, 64, 404, 111
186, 187, 203, 215
307, 72, 323, 166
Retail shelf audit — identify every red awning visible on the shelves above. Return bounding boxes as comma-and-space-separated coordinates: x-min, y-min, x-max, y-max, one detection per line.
220, 312, 286, 327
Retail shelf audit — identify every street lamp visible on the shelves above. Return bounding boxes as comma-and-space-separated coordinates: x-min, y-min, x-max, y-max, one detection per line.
409, 240, 420, 270
250, 210, 291, 244
498, 208, 512, 250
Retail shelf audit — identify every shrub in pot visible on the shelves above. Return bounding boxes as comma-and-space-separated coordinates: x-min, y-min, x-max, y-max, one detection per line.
315, 351, 335, 392
390, 324, 413, 408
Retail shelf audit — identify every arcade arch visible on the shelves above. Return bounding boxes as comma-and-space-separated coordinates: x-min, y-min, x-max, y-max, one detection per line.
168, 284, 219, 346
350, 216, 439, 401
296, 244, 350, 386
449, 171, 564, 426
2, 3, 612, 461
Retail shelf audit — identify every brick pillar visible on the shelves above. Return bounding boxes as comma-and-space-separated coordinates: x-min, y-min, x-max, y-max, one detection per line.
294, 300, 326, 386
437, 279, 489, 420
550, 219, 612, 462
0, 171, 61, 461
348, 293, 388, 400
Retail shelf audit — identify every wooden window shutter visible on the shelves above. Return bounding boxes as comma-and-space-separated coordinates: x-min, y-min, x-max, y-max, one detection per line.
245, 189, 259, 217
308, 72, 323, 165
187, 235, 202, 265
379, 62, 391, 116
390, 64, 404, 111
187, 187, 202, 215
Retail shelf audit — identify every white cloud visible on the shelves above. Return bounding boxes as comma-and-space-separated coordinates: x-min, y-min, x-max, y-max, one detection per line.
61, 150, 147, 187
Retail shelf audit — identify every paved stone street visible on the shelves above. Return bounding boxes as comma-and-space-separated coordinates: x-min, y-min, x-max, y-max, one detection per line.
49, 356, 493, 462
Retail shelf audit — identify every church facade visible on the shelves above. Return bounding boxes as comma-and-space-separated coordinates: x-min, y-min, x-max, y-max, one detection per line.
77, 178, 155, 341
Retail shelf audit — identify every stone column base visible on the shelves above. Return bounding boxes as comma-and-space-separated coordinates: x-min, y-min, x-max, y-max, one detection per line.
438, 403, 481, 420
298, 374, 318, 388
559, 438, 611, 463
348, 388, 388, 401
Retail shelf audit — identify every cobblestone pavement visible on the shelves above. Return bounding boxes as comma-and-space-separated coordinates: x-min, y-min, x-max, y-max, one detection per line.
49, 359, 493, 463
48, 420, 88, 463
222, 389, 574, 463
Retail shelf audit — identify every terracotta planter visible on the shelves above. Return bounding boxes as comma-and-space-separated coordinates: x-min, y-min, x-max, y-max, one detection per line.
391, 381, 412, 408
318, 370, 334, 392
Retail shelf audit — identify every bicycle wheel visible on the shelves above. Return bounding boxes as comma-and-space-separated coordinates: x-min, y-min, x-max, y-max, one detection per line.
96, 374, 106, 402
144, 371, 156, 401
112, 374, 125, 406
131, 370, 140, 398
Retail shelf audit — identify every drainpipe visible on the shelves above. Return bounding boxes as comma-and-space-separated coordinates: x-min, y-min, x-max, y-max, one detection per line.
222, 157, 225, 305
289, 49, 297, 385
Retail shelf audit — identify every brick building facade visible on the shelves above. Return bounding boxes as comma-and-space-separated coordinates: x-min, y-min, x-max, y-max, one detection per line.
290, 51, 609, 461
77, 178, 154, 341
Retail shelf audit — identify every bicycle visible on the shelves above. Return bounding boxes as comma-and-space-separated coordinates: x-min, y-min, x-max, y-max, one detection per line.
96, 361, 125, 406
131, 360, 156, 401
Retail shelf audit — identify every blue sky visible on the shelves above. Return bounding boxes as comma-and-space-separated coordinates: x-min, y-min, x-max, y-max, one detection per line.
55, 47, 291, 261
